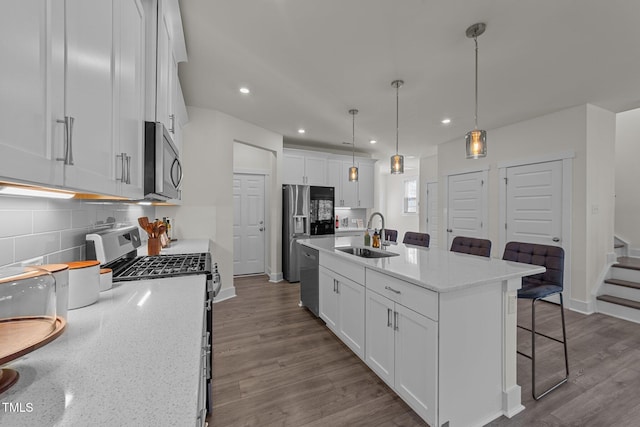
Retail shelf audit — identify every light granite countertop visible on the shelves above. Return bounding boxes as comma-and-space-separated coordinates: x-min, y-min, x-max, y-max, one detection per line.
1, 247, 209, 426
299, 236, 545, 293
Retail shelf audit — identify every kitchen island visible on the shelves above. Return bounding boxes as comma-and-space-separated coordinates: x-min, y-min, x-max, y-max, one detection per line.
1, 239, 212, 427
299, 236, 545, 427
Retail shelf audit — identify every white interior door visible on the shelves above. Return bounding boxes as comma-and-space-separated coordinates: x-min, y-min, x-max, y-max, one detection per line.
447, 171, 487, 248
506, 161, 562, 247
425, 182, 439, 248
233, 174, 266, 275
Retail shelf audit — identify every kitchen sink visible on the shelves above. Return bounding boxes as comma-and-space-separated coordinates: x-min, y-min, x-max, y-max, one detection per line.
335, 246, 399, 258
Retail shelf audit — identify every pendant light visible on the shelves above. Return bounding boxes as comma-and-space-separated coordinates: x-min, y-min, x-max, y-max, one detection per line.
390, 79, 404, 174
348, 109, 359, 182
465, 22, 487, 159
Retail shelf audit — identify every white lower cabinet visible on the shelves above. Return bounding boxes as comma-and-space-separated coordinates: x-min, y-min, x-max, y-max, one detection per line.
365, 289, 437, 426
319, 266, 365, 359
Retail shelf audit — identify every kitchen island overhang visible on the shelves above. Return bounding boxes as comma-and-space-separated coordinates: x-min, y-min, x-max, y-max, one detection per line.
299, 236, 545, 426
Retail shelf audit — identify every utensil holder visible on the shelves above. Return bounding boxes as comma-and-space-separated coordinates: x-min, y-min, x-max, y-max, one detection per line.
147, 237, 161, 256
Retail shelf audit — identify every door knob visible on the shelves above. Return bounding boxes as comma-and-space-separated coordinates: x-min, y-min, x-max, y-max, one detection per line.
552, 237, 560, 242
259, 220, 264, 224
259, 227, 264, 232
446, 228, 453, 233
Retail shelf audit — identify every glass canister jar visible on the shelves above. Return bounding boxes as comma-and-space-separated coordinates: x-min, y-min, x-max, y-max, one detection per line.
0, 267, 58, 364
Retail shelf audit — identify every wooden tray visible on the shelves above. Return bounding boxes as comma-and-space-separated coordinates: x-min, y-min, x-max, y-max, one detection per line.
0, 316, 66, 366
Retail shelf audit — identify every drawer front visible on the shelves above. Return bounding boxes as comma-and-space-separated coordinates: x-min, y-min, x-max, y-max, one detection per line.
365, 269, 438, 321
319, 252, 365, 285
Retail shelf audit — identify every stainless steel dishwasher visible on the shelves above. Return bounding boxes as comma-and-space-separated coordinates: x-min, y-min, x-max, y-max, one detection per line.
299, 243, 319, 317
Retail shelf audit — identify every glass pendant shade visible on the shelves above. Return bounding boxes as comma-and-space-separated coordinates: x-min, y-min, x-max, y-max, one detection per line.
465, 129, 487, 159
349, 166, 358, 182
390, 154, 404, 174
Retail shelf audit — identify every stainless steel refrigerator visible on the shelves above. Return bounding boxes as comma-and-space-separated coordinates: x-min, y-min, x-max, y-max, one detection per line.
282, 185, 334, 282
283, 185, 310, 282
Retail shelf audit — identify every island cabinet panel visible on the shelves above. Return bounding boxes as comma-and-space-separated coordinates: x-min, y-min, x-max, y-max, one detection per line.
318, 262, 365, 359
365, 286, 438, 426
319, 266, 339, 331
366, 269, 438, 321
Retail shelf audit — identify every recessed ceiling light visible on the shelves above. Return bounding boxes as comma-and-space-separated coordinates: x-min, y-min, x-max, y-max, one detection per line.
441, 118, 451, 124
298, 129, 306, 134
370, 140, 377, 144
239, 87, 250, 94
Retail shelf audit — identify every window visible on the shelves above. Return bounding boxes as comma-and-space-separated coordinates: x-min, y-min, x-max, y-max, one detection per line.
403, 178, 418, 214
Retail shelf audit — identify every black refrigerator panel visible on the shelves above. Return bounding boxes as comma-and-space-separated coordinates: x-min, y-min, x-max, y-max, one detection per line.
309, 186, 335, 236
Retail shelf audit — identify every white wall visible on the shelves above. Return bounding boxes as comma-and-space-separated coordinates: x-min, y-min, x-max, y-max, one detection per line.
419, 154, 438, 235
234, 142, 272, 172
615, 107, 640, 252
383, 173, 419, 240
438, 104, 615, 309
158, 107, 283, 301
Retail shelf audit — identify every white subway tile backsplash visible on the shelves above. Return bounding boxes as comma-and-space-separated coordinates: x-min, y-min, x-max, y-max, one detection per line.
0, 198, 152, 266
0, 211, 32, 237
0, 238, 14, 266
72, 209, 90, 228
0, 196, 48, 211
34, 210, 72, 233
46, 247, 82, 264
61, 229, 87, 250
15, 232, 61, 261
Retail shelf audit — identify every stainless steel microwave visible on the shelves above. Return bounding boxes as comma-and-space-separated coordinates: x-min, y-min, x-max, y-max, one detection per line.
144, 121, 182, 201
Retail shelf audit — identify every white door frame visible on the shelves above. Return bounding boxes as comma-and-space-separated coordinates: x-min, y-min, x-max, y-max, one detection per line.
425, 180, 438, 248
498, 151, 574, 309
233, 169, 270, 276
444, 167, 490, 249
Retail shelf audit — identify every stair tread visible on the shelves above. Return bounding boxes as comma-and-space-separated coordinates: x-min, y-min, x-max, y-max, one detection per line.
615, 244, 624, 249
614, 257, 640, 271
604, 278, 640, 289
597, 294, 640, 310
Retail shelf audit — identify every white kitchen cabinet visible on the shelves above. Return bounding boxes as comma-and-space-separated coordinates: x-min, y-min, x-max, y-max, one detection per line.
114, 0, 145, 198
0, 1, 64, 187
62, 0, 118, 196
365, 288, 437, 425
0, 0, 145, 198
328, 159, 373, 208
283, 150, 326, 185
318, 265, 365, 359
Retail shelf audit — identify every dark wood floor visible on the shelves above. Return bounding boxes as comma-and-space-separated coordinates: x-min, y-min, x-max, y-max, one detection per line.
209, 276, 640, 427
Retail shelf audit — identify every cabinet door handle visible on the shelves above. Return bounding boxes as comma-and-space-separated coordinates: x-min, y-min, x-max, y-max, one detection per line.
394, 311, 399, 331
56, 116, 75, 165
447, 228, 453, 233
169, 114, 175, 133
126, 154, 131, 184
333, 279, 336, 293
385, 286, 401, 295
116, 153, 126, 182
387, 308, 392, 327
336, 281, 339, 294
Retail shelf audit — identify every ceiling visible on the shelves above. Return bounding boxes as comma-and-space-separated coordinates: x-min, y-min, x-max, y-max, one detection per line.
178, 0, 640, 159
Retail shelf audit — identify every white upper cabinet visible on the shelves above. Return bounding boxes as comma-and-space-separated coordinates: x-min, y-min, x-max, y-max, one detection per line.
282, 150, 326, 185
63, 0, 118, 195
0, 0, 146, 198
114, 0, 145, 198
357, 160, 374, 208
144, 0, 188, 136
0, 1, 63, 186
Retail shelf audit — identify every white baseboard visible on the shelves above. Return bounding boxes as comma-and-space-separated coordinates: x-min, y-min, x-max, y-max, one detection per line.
269, 272, 283, 283
213, 286, 236, 303
502, 385, 524, 418
607, 251, 618, 264
629, 248, 640, 258
569, 298, 595, 315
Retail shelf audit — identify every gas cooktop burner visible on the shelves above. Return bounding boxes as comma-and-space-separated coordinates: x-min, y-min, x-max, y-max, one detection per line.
106, 253, 211, 282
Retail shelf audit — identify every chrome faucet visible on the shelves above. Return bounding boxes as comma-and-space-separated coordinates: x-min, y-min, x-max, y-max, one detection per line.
367, 212, 386, 248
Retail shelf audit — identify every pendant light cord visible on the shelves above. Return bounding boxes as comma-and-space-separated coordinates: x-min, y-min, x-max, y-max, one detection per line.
352, 112, 355, 164
474, 35, 479, 130
395, 84, 400, 155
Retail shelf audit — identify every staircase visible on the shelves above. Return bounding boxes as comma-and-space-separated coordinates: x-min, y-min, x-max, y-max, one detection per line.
597, 257, 640, 323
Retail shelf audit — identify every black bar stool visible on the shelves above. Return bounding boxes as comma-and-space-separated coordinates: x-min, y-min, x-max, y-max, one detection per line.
502, 241, 569, 400
384, 229, 398, 243
402, 232, 430, 247
450, 236, 491, 257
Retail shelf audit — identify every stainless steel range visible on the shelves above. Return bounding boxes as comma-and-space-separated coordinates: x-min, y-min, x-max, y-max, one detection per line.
86, 225, 219, 416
